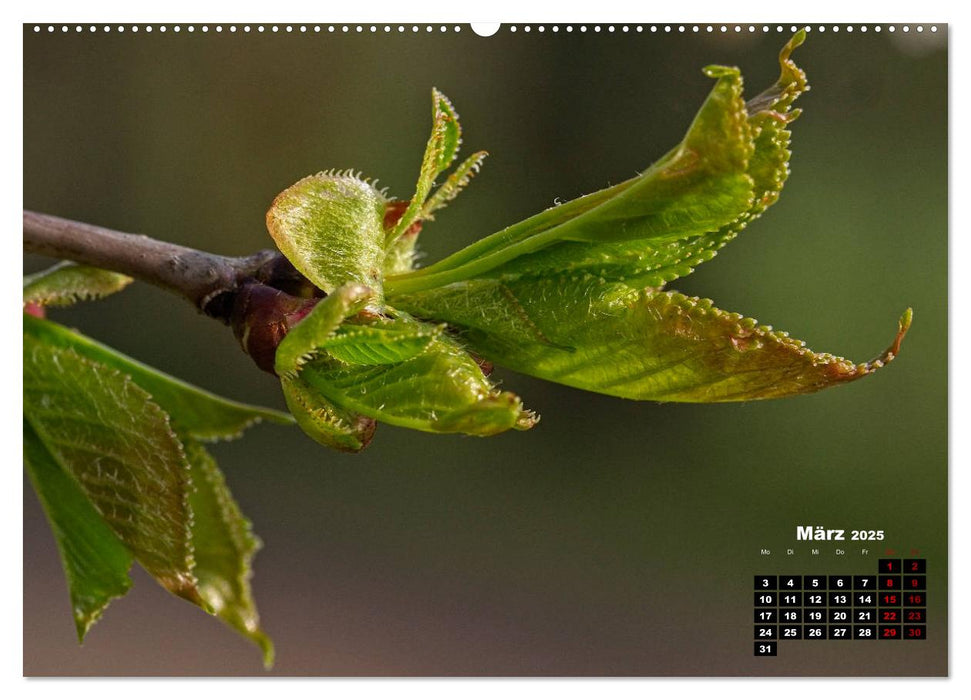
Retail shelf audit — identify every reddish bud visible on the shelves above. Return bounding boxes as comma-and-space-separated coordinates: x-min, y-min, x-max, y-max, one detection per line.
383, 200, 423, 238
24, 302, 46, 319
230, 282, 319, 375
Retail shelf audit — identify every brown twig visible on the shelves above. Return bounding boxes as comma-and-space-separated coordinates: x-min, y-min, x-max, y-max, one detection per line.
23, 210, 281, 319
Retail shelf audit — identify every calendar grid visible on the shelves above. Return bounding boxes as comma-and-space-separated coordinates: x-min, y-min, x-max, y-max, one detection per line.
754, 559, 926, 656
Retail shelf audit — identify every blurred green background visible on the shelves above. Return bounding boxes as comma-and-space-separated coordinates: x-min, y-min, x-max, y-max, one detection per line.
23, 24, 947, 675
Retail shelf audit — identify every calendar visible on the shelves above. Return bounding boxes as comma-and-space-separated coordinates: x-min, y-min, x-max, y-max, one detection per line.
754, 559, 928, 656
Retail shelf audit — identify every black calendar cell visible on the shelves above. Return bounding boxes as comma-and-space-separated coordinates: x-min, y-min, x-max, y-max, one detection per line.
879, 559, 902, 574
853, 625, 877, 640
755, 608, 776, 623
804, 625, 826, 640
880, 592, 901, 606
829, 592, 851, 607
780, 625, 802, 640
853, 575, 876, 590
779, 576, 801, 590
754, 642, 777, 657
904, 559, 926, 574
905, 609, 926, 623
829, 576, 852, 590
828, 625, 852, 640
855, 609, 876, 623
905, 592, 926, 607
805, 610, 826, 623
880, 609, 901, 623
779, 592, 801, 607
904, 625, 927, 640
755, 592, 776, 607
855, 592, 876, 606
905, 575, 927, 590
829, 608, 851, 624
879, 575, 901, 590
780, 609, 802, 623
879, 625, 902, 640
755, 576, 778, 590
803, 575, 826, 590
755, 625, 777, 640
805, 592, 826, 608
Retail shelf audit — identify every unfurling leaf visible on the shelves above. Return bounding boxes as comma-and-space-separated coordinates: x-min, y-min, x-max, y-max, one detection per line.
392, 276, 912, 402
185, 441, 273, 668
293, 313, 535, 436
384, 33, 807, 297
24, 261, 133, 308
388, 88, 464, 243
266, 172, 388, 297
274, 283, 532, 445
421, 150, 488, 221
24, 419, 133, 642
262, 30, 906, 451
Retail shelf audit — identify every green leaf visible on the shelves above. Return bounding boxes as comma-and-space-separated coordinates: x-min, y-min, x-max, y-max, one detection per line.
266, 171, 388, 297
24, 261, 133, 307
24, 313, 293, 441
392, 275, 911, 402
420, 150, 488, 221
281, 376, 376, 452
24, 419, 133, 642
385, 32, 809, 297
387, 89, 464, 243
274, 283, 375, 378
185, 440, 274, 668
294, 312, 536, 435
23, 335, 203, 605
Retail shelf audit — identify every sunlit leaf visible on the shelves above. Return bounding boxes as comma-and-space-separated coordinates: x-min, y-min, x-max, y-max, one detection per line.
266, 171, 388, 297
185, 440, 274, 668
388, 89, 464, 243
24, 261, 133, 308
393, 275, 911, 401
24, 313, 292, 441
24, 419, 133, 642
385, 32, 808, 296
294, 312, 535, 435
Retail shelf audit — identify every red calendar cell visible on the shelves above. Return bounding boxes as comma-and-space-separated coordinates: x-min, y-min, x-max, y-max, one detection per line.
879, 625, 902, 639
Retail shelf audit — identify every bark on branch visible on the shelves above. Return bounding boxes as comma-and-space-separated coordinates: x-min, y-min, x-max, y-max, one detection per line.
23, 210, 281, 318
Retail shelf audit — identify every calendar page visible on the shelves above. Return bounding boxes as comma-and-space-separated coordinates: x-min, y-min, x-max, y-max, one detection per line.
23, 21, 947, 676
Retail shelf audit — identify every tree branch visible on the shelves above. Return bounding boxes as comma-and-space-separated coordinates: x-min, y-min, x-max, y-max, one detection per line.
23, 210, 280, 318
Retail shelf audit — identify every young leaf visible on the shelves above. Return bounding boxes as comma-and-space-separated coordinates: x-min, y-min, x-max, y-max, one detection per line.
274, 283, 375, 378
420, 150, 488, 220
185, 440, 274, 668
388, 89, 464, 243
294, 313, 535, 436
385, 32, 808, 296
392, 276, 911, 402
24, 261, 133, 307
24, 313, 292, 441
24, 419, 134, 642
266, 171, 388, 297
281, 375, 377, 452
24, 336, 202, 605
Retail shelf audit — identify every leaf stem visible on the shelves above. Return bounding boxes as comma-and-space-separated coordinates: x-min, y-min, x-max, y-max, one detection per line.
23, 210, 279, 319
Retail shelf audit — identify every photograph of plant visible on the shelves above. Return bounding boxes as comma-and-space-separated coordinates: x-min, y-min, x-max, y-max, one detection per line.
23, 23, 946, 675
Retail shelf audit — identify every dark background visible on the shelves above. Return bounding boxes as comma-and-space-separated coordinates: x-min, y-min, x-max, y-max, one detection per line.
23, 23, 947, 675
